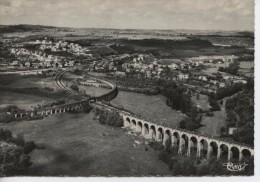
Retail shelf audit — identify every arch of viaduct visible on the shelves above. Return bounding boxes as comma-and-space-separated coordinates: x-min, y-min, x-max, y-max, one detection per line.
122, 114, 254, 162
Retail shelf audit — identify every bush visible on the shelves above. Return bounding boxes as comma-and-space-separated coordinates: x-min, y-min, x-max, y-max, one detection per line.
0, 129, 12, 141
180, 118, 200, 131
95, 110, 123, 127
82, 103, 93, 113
149, 141, 164, 151
9, 134, 25, 147
206, 112, 214, 117
23, 141, 36, 154
70, 84, 79, 92
0, 129, 34, 176
208, 97, 221, 111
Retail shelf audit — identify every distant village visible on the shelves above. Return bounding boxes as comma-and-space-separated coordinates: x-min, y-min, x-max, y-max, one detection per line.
2, 37, 248, 94
9, 38, 93, 69
85, 53, 247, 93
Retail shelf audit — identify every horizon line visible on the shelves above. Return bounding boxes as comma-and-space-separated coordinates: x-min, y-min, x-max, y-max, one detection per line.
0, 23, 254, 33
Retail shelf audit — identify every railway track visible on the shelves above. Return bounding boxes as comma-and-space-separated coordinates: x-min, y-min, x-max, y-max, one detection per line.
55, 69, 86, 99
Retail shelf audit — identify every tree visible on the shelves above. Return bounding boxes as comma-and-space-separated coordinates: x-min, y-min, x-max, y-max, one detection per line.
220, 127, 226, 135
196, 93, 200, 100
70, 84, 79, 92
227, 62, 240, 75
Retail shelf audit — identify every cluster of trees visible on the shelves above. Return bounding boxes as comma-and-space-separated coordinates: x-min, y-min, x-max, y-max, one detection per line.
0, 106, 24, 123
0, 25, 51, 33
236, 55, 254, 62
0, 129, 37, 176
158, 81, 191, 113
149, 140, 253, 176
165, 88, 192, 114
43, 48, 74, 57
208, 96, 221, 111
218, 62, 240, 75
33, 99, 66, 110
107, 75, 157, 89
0, 42, 15, 62
158, 82, 203, 131
110, 44, 136, 54
0, 113, 13, 123
119, 38, 213, 49
94, 109, 123, 127
117, 86, 158, 95
0, 105, 25, 114
216, 83, 244, 100
73, 68, 83, 75
42, 70, 58, 77
179, 107, 203, 131
66, 39, 92, 47
225, 90, 254, 146
70, 84, 79, 92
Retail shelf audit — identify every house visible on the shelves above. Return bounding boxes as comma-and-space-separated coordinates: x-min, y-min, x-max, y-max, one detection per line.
199, 75, 208, 81
138, 54, 144, 61
55, 43, 61, 48
178, 73, 189, 80
233, 79, 247, 84
168, 63, 179, 70
68, 61, 75, 67
223, 75, 235, 80
12, 61, 19, 66
51, 47, 58, 51
45, 62, 52, 67
11, 48, 17, 54
146, 70, 152, 78
58, 63, 64, 68
158, 68, 163, 72
228, 127, 238, 135
219, 82, 226, 87
24, 61, 31, 67
114, 71, 126, 77
210, 80, 218, 85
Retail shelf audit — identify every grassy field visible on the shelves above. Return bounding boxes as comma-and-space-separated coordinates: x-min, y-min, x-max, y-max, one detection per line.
111, 91, 185, 128
239, 61, 254, 69
79, 85, 111, 97
0, 112, 172, 176
198, 110, 226, 137
197, 100, 226, 136
111, 91, 226, 136
202, 62, 230, 74
0, 91, 53, 110
3, 76, 60, 92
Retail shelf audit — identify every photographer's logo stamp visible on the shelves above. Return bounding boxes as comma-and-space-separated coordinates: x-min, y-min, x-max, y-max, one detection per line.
223, 162, 248, 172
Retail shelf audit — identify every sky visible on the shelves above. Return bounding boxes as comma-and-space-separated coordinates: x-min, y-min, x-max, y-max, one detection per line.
0, 0, 255, 31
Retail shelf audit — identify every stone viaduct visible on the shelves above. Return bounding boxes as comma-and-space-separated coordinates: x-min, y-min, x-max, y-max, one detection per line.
13, 100, 89, 119
12, 69, 254, 162
121, 114, 254, 162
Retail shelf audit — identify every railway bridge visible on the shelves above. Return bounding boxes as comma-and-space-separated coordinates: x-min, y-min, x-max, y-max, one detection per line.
11, 68, 254, 162
121, 114, 254, 162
